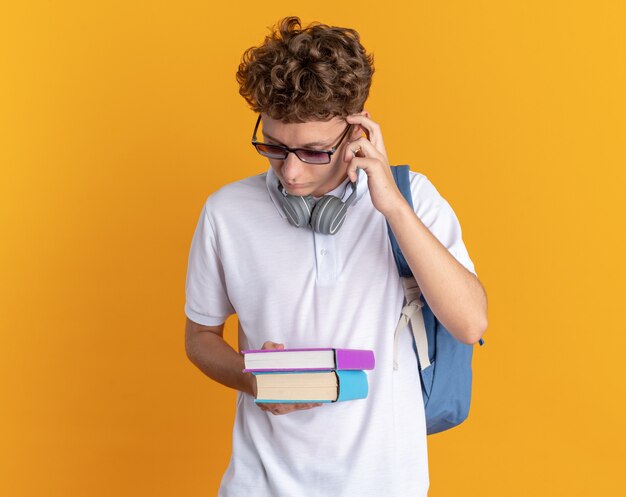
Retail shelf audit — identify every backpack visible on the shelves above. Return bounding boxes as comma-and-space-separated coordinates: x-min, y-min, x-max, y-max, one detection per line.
387, 165, 484, 435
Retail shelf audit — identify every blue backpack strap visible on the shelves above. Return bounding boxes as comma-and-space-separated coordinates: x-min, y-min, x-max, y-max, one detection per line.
387, 165, 413, 278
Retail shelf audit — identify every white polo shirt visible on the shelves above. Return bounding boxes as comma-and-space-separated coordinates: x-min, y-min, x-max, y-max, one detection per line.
185, 167, 476, 497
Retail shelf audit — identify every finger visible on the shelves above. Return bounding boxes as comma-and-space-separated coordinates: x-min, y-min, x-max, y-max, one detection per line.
265, 404, 284, 415
257, 402, 283, 412
297, 403, 318, 409
274, 404, 302, 415
344, 136, 384, 163
346, 154, 387, 182
262, 402, 323, 414
261, 341, 285, 350
346, 114, 384, 149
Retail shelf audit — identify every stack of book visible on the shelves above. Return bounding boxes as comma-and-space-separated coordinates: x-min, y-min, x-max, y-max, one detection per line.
242, 348, 375, 404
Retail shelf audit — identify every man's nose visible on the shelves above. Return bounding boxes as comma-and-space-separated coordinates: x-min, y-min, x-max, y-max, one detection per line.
280, 152, 305, 181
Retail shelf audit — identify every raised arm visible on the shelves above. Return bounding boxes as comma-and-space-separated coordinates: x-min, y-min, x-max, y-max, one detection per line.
343, 112, 488, 344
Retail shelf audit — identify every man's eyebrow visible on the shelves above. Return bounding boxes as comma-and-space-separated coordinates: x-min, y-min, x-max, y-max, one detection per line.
262, 132, 331, 148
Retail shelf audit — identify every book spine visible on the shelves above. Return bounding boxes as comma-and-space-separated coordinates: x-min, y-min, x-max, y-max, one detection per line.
335, 370, 369, 402
334, 349, 376, 371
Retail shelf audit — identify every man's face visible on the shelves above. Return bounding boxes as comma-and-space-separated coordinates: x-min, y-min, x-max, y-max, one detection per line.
260, 113, 361, 197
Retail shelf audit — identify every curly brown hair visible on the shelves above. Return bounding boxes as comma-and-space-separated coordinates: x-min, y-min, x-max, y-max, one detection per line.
236, 16, 375, 123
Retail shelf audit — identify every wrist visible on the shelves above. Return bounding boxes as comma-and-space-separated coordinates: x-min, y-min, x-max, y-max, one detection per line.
244, 372, 257, 398
382, 194, 414, 222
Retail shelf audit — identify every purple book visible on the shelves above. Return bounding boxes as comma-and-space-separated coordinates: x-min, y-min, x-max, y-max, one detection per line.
242, 348, 375, 372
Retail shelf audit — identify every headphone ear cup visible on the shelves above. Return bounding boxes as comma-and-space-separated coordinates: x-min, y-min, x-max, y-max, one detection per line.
310, 196, 349, 235
278, 194, 316, 228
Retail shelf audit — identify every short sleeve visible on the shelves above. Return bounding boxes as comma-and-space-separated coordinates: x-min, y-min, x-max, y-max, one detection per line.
410, 173, 477, 276
184, 203, 235, 326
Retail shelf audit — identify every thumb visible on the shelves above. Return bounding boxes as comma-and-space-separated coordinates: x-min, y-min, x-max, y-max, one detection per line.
261, 341, 285, 350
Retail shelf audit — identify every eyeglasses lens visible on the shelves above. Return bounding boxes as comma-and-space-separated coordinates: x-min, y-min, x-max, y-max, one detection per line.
295, 150, 330, 164
255, 144, 330, 164
255, 144, 287, 159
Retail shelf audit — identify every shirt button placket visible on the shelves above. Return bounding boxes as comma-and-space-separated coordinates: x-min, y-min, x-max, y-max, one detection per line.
314, 234, 337, 283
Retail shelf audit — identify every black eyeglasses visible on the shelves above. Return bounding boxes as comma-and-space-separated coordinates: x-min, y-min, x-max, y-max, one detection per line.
251, 115, 352, 165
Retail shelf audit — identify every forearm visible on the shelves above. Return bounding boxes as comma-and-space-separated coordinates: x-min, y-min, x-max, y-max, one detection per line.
385, 202, 488, 344
186, 331, 256, 396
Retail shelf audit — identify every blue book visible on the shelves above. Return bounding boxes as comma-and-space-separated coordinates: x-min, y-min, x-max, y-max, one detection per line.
253, 370, 369, 403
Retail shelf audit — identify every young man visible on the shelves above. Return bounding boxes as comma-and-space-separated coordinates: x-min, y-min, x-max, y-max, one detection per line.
185, 16, 487, 497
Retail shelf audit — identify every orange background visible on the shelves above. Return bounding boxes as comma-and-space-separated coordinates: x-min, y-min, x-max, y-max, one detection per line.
1, 1, 625, 496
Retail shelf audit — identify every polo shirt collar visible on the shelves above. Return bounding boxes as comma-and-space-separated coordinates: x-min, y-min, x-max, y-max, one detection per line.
265, 166, 368, 219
